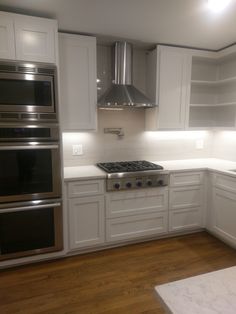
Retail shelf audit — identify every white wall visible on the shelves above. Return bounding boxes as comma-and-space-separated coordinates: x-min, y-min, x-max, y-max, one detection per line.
211, 131, 236, 161
63, 109, 213, 166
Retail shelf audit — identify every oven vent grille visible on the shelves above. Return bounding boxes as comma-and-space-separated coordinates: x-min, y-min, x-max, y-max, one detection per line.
0, 65, 16, 72
38, 68, 55, 75
18, 66, 36, 73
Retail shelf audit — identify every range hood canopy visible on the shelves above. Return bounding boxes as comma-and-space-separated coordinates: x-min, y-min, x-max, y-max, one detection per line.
97, 41, 156, 109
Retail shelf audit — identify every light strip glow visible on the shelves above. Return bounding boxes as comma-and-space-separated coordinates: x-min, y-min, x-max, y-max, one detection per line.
144, 131, 209, 140
207, 0, 231, 13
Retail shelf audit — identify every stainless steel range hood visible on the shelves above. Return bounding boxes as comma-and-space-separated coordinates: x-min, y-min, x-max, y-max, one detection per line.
97, 42, 156, 109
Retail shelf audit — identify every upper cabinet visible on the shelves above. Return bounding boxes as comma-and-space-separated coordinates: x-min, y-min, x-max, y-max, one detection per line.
189, 49, 236, 129
59, 33, 97, 131
0, 13, 15, 59
146, 45, 192, 130
0, 11, 58, 63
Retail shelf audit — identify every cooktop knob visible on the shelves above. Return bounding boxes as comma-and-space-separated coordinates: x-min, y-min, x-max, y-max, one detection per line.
146, 180, 152, 186
114, 183, 120, 189
126, 182, 132, 188
158, 179, 164, 186
136, 181, 142, 187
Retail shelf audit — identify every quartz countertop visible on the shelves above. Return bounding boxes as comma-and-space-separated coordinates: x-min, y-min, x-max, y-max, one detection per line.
64, 165, 106, 181
155, 266, 236, 314
64, 158, 236, 181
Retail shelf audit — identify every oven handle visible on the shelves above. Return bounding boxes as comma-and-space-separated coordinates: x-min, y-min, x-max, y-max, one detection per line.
0, 202, 61, 213
0, 144, 59, 150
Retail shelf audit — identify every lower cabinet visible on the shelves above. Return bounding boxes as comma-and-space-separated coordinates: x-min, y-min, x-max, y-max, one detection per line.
68, 195, 105, 249
106, 212, 168, 242
169, 172, 204, 232
211, 187, 236, 246
106, 188, 168, 242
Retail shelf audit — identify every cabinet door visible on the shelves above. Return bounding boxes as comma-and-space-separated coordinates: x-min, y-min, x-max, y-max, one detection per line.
212, 188, 236, 246
158, 46, 191, 129
14, 15, 57, 63
59, 33, 97, 130
68, 196, 104, 249
169, 207, 203, 232
0, 13, 15, 59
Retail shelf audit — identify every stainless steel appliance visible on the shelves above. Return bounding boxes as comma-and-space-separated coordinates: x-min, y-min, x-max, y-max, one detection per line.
0, 199, 63, 261
0, 60, 58, 122
0, 121, 63, 260
96, 160, 169, 191
0, 124, 61, 204
97, 42, 156, 109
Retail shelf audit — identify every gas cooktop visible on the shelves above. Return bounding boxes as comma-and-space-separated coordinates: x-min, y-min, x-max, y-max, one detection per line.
96, 160, 163, 173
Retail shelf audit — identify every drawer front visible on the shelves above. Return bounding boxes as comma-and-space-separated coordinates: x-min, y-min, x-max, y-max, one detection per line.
68, 180, 104, 197
169, 186, 203, 210
106, 212, 168, 242
169, 207, 203, 232
213, 174, 236, 193
106, 188, 168, 218
170, 172, 203, 187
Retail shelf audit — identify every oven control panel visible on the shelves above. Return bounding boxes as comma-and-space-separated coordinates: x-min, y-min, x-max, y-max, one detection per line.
106, 174, 169, 191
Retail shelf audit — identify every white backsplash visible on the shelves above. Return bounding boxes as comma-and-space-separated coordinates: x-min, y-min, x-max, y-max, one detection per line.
63, 109, 213, 167
211, 131, 236, 161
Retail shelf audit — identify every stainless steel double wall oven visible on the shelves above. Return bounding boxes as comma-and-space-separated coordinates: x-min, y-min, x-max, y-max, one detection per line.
0, 61, 63, 261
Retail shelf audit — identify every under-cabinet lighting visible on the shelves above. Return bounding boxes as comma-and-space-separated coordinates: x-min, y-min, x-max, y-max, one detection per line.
207, 0, 231, 13
98, 107, 124, 111
144, 131, 209, 140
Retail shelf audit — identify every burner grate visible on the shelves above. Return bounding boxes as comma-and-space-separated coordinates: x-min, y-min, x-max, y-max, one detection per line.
96, 160, 163, 173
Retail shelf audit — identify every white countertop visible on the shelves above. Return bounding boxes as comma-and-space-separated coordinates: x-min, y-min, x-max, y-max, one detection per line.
155, 266, 236, 314
64, 158, 236, 181
64, 165, 106, 181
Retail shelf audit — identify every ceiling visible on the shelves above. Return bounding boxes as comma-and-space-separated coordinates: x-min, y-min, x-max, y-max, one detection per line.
1, 0, 236, 50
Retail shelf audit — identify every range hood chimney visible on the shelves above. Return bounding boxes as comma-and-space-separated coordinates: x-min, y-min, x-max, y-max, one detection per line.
97, 41, 156, 109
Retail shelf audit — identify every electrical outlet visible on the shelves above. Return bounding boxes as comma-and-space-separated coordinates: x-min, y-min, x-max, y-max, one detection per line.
195, 139, 204, 149
72, 144, 83, 156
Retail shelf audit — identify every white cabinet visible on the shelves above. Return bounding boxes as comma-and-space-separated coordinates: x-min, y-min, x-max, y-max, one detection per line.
211, 188, 236, 247
146, 45, 191, 130
0, 13, 15, 59
59, 33, 97, 131
0, 11, 57, 63
106, 188, 168, 242
66, 179, 105, 250
68, 195, 105, 249
208, 173, 236, 248
169, 172, 204, 232
14, 15, 56, 63
189, 48, 236, 129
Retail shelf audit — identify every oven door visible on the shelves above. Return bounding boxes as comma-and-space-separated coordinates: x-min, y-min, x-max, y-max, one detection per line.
0, 200, 63, 261
0, 72, 55, 113
0, 143, 61, 203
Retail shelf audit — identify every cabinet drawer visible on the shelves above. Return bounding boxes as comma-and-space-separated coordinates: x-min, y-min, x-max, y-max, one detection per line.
106, 212, 168, 242
169, 186, 203, 210
213, 174, 236, 193
169, 207, 203, 232
106, 188, 168, 218
170, 172, 203, 187
68, 180, 104, 198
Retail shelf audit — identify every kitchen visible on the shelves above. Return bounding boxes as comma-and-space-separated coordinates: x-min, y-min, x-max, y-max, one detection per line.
1, 0, 236, 313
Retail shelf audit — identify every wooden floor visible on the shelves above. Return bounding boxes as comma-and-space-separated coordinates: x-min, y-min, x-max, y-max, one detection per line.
1, 232, 236, 314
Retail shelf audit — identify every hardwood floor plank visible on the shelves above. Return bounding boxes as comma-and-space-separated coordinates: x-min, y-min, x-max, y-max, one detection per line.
1, 232, 236, 313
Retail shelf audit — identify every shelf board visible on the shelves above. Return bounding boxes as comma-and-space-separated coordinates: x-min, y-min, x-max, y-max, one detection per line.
191, 76, 236, 86
190, 102, 236, 107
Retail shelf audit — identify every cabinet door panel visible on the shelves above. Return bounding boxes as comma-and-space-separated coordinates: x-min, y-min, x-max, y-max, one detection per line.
212, 188, 236, 244
169, 186, 203, 210
0, 14, 15, 59
158, 47, 191, 129
59, 33, 97, 130
170, 172, 203, 187
69, 196, 104, 249
14, 16, 56, 63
